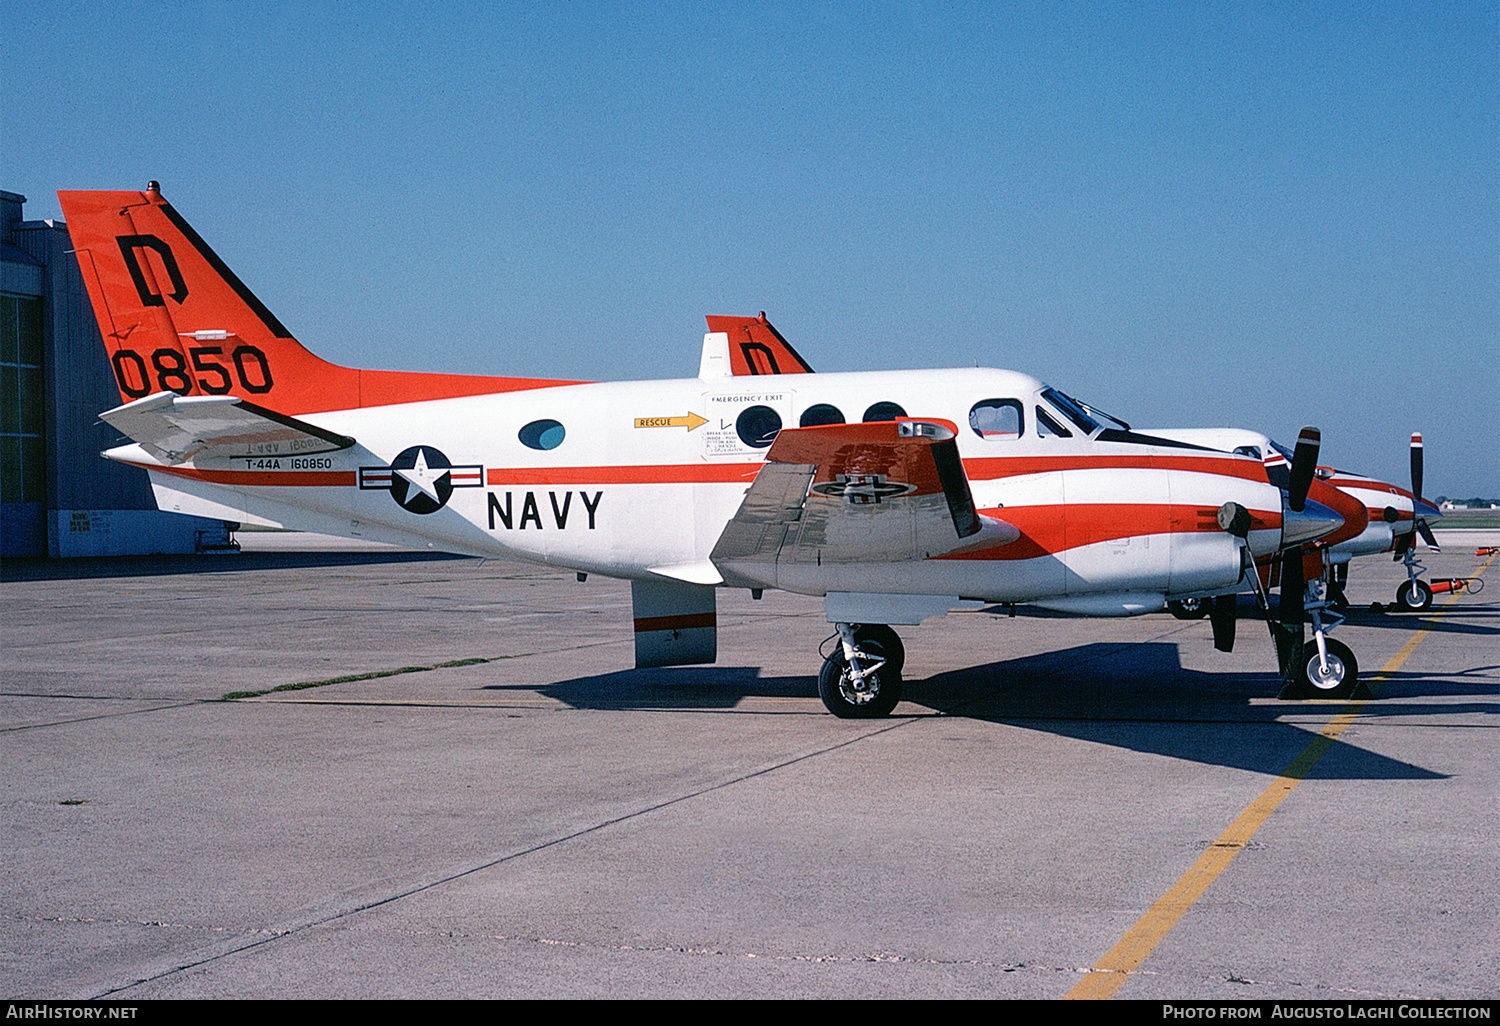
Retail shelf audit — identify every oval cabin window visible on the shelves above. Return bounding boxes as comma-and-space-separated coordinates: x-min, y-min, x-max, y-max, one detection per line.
518, 419, 566, 451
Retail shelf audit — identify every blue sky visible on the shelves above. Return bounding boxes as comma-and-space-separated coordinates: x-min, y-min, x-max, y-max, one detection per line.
5, 2, 1495, 495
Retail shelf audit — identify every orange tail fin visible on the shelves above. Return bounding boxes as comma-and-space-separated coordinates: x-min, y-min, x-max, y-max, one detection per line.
704, 313, 814, 375
58, 183, 577, 415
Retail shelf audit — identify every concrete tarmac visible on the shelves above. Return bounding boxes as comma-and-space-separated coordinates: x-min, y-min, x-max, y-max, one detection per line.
2, 545, 1495, 999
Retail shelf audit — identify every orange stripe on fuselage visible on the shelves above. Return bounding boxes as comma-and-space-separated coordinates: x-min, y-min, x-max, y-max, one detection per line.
484, 453, 1264, 488
144, 452, 1268, 502
943, 503, 1281, 561
148, 464, 356, 487
487, 464, 762, 486
963, 453, 1265, 481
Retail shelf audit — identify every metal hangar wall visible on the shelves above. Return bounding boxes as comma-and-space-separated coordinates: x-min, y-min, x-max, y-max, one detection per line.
1, 189, 233, 558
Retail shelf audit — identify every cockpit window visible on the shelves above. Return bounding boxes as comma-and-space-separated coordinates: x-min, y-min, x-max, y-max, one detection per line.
1060, 391, 1130, 430
1035, 407, 1072, 438
969, 399, 1022, 439
1233, 445, 1263, 459
1040, 388, 1098, 435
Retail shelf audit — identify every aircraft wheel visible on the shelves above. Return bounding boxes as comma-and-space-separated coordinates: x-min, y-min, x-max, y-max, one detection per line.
852, 624, 905, 676
818, 642, 902, 719
1394, 580, 1433, 613
1168, 598, 1209, 620
1296, 638, 1358, 700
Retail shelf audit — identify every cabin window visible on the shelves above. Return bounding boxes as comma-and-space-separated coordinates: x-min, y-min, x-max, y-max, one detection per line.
799, 403, 845, 427
969, 399, 1023, 439
518, 419, 566, 450
862, 401, 907, 422
736, 405, 782, 448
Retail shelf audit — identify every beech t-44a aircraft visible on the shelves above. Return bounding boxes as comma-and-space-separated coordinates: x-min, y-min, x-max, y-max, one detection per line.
59, 184, 1372, 717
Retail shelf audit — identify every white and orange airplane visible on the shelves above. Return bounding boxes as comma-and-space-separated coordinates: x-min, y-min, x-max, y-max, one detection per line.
1143, 427, 1443, 616
59, 184, 1371, 715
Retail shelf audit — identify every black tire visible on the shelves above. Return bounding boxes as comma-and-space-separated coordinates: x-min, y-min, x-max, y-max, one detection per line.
1297, 638, 1358, 699
1168, 598, 1209, 620
818, 641, 902, 718
852, 624, 905, 676
1394, 580, 1433, 613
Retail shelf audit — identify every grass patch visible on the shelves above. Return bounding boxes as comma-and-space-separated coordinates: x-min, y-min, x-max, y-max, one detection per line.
222, 656, 502, 701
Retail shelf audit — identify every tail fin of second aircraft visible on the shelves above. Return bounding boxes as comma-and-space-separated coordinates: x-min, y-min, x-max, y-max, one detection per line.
705, 313, 814, 376
58, 184, 576, 415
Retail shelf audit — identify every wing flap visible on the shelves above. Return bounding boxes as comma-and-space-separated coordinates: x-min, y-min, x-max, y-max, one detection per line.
711, 419, 1018, 586
100, 391, 355, 465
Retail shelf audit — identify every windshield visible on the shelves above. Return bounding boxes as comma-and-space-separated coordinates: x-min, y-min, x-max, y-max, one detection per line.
1040, 388, 1100, 435
1058, 390, 1130, 430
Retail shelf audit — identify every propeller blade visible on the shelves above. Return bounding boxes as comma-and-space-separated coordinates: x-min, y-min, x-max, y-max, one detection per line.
1272, 549, 1307, 683
1417, 519, 1441, 552
1278, 549, 1305, 626
1287, 427, 1320, 513
1210, 594, 1236, 652
1410, 432, 1424, 505
1393, 531, 1413, 560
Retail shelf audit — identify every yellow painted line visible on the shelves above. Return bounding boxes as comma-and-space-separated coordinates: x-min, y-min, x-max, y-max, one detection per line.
1064, 552, 1496, 1000
634, 413, 708, 431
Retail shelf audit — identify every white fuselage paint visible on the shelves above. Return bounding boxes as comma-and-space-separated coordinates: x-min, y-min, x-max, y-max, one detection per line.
130, 367, 1286, 607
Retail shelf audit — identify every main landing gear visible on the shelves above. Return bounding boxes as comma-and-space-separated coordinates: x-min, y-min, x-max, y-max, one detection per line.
818, 623, 905, 718
1168, 597, 1209, 620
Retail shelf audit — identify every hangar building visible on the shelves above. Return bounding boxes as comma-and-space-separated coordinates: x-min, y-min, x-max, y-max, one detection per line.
1, 189, 233, 558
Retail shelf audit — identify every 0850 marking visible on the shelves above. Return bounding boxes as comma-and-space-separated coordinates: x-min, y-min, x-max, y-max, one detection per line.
112, 345, 274, 398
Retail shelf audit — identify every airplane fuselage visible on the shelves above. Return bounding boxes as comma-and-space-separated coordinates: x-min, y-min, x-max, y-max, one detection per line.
122, 367, 1291, 612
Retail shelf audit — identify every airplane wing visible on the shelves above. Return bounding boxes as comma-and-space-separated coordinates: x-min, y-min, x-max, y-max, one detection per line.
711, 418, 1019, 586
100, 391, 355, 465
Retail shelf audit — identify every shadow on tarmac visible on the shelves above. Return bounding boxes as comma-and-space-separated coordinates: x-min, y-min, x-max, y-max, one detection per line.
499, 640, 1491, 780
0, 550, 469, 582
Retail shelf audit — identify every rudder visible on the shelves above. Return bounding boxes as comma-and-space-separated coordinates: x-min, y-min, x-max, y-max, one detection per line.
59, 183, 577, 415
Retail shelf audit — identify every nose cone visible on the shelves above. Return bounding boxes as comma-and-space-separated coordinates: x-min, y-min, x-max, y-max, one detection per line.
1416, 497, 1442, 521
1282, 498, 1345, 549
1308, 477, 1370, 548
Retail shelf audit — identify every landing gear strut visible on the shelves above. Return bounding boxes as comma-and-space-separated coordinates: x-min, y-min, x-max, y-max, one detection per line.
1277, 569, 1361, 700
1295, 637, 1358, 699
1394, 577, 1433, 613
819, 623, 903, 718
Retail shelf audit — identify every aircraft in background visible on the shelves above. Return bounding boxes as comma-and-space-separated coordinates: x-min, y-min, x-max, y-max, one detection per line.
60, 183, 1368, 716
1144, 428, 1443, 616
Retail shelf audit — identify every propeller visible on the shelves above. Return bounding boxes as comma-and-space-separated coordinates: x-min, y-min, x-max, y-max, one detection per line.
1410, 432, 1423, 508
1287, 427, 1320, 513
1410, 432, 1441, 552
1277, 427, 1319, 680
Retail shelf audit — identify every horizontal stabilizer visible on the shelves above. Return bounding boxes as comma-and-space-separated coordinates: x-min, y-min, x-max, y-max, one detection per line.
100, 391, 355, 465
712, 418, 1018, 588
